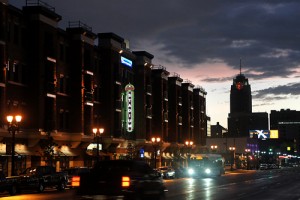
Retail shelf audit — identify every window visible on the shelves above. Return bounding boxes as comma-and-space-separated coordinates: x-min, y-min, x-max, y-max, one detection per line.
59, 43, 64, 61
13, 24, 19, 45
58, 109, 70, 131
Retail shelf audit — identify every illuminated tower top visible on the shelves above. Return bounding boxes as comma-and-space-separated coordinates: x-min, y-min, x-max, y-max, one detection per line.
230, 61, 252, 114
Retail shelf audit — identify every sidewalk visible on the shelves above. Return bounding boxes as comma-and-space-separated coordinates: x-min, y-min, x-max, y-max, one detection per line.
225, 169, 256, 174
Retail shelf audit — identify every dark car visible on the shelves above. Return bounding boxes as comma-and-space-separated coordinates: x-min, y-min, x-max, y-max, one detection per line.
18, 166, 67, 192
73, 160, 167, 199
0, 171, 18, 196
63, 167, 90, 188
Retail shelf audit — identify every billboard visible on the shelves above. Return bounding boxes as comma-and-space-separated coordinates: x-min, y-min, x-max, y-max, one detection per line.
249, 130, 270, 139
249, 130, 279, 139
270, 130, 279, 139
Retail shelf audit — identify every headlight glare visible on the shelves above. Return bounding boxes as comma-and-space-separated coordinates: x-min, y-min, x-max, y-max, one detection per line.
205, 168, 211, 174
188, 168, 194, 175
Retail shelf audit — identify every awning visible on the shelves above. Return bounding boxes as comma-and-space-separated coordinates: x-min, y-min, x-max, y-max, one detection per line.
143, 152, 152, 159
54, 146, 79, 157
162, 152, 173, 159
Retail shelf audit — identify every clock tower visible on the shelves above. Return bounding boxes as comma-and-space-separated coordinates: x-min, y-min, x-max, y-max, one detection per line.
230, 65, 252, 114
228, 61, 253, 137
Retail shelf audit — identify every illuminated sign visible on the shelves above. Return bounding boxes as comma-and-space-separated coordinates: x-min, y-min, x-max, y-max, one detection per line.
249, 130, 270, 139
121, 56, 133, 67
270, 130, 279, 139
250, 129, 279, 139
125, 84, 134, 132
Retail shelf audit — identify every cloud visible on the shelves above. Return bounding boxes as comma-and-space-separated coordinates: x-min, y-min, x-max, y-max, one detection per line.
253, 82, 300, 99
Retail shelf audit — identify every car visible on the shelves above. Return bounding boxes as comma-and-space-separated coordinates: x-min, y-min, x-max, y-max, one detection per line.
259, 163, 268, 170
157, 167, 176, 179
73, 160, 167, 199
17, 166, 68, 192
63, 167, 90, 188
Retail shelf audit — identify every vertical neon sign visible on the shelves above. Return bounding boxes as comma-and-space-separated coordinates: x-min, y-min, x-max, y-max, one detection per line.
125, 84, 134, 132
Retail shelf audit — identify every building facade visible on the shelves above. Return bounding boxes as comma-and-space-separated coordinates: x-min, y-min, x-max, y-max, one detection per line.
0, 1, 208, 175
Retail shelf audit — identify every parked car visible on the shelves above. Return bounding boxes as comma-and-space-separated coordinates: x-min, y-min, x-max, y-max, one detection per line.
73, 160, 167, 199
17, 166, 68, 192
63, 167, 90, 188
259, 163, 268, 170
0, 171, 18, 196
157, 166, 176, 179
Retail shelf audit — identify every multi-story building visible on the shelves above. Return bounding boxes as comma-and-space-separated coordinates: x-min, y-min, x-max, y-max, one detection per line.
181, 81, 194, 143
193, 86, 207, 146
133, 51, 154, 141
167, 73, 183, 143
228, 69, 268, 137
0, 1, 208, 175
270, 109, 300, 154
210, 122, 228, 138
151, 66, 170, 142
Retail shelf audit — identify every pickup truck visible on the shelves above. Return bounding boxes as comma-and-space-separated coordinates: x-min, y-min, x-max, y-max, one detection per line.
17, 166, 67, 193
73, 160, 167, 199
0, 171, 18, 195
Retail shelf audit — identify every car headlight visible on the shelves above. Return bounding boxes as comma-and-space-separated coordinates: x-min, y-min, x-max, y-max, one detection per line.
204, 168, 211, 174
188, 168, 194, 175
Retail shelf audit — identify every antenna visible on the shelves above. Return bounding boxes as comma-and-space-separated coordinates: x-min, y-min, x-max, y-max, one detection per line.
239, 58, 242, 75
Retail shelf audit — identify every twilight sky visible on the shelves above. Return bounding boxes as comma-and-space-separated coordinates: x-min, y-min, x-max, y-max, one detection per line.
10, 0, 300, 128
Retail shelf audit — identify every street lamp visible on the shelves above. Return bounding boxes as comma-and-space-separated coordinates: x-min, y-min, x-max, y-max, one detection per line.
211, 145, 218, 153
245, 148, 251, 170
229, 146, 236, 171
93, 128, 104, 163
151, 137, 161, 169
7, 115, 22, 176
185, 140, 193, 167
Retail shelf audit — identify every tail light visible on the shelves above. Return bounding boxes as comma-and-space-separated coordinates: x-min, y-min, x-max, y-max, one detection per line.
71, 176, 80, 187
121, 176, 130, 188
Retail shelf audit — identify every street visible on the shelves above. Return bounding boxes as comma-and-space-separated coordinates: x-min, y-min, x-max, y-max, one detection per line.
1, 167, 300, 200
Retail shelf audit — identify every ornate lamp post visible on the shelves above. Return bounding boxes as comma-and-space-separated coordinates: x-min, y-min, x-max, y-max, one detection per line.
211, 145, 218, 153
185, 140, 193, 167
7, 115, 22, 176
245, 148, 251, 170
93, 128, 104, 163
151, 137, 161, 169
229, 146, 236, 171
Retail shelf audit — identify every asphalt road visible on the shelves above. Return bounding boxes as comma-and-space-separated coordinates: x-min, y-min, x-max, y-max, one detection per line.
1, 167, 299, 200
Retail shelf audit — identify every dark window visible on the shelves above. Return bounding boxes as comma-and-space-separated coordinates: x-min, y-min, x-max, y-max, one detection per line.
13, 24, 19, 45
59, 43, 64, 61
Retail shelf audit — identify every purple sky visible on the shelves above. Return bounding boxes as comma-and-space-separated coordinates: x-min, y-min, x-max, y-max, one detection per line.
9, 0, 300, 128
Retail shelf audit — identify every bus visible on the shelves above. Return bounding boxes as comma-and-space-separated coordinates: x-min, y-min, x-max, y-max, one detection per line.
187, 154, 225, 177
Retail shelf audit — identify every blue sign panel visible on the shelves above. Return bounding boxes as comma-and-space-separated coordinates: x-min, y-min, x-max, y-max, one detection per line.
249, 130, 270, 139
121, 56, 133, 67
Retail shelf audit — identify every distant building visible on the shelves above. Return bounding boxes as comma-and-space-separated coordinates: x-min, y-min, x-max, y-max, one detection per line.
228, 68, 268, 137
270, 109, 300, 154
211, 122, 228, 138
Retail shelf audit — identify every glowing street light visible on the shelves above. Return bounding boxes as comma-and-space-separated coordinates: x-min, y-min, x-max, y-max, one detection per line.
211, 145, 218, 152
151, 137, 161, 169
7, 115, 22, 176
229, 146, 236, 171
93, 128, 104, 163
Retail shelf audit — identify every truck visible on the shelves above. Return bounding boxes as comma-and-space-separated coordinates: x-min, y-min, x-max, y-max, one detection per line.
17, 166, 68, 193
187, 154, 225, 177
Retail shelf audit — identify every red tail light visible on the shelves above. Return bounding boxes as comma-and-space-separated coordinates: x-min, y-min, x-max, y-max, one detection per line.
122, 176, 130, 187
71, 176, 80, 187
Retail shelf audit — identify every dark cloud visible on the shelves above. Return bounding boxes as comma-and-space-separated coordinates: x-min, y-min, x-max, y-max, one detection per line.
10, 0, 300, 80
253, 82, 300, 99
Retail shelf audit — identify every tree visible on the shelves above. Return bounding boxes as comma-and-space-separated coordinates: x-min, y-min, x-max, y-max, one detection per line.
39, 132, 58, 166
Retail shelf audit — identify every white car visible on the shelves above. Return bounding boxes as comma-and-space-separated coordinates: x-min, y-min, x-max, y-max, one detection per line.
157, 167, 176, 179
